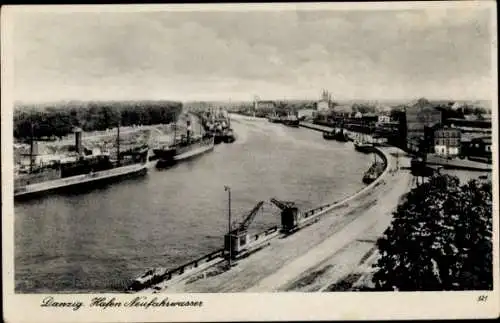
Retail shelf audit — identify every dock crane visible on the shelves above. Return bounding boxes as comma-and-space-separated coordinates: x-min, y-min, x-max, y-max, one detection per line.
224, 201, 265, 259
270, 198, 303, 233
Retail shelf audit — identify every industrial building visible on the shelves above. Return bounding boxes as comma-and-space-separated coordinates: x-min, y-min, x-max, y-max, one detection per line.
405, 98, 443, 153
461, 136, 492, 162
254, 100, 276, 111
433, 126, 461, 157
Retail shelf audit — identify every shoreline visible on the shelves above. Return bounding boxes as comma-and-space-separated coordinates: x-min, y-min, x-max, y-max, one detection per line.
133, 124, 402, 293
300, 121, 491, 172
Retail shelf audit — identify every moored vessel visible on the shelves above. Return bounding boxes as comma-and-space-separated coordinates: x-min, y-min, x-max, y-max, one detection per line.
155, 118, 214, 168
267, 112, 282, 123
14, 125, 149, 200
353, 133, 375, 153
323, 129, 349, 142
223, 128, 236, 143
281, 114, 300, 127
354, 141, 375, 153
362, 153, 385, 184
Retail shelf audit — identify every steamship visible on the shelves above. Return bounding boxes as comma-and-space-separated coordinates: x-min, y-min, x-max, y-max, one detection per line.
14, 125, 149, 200
281, 114, 300, 127
154, 119, 214, 168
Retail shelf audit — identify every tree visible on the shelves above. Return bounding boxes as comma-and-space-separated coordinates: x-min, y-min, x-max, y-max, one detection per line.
372, 174, 493, 291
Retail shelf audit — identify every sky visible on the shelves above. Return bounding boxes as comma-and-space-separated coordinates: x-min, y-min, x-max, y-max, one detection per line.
8, 4, 496, 103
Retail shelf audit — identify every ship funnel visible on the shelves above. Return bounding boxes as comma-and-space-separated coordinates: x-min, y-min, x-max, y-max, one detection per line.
32, 141, 39, 155
73, 127, 83, 154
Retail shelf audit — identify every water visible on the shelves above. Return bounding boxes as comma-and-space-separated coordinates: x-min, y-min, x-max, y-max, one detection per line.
14, 116, 374, 293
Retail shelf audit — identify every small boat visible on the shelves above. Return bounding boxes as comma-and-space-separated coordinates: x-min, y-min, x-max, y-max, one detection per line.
362, 163, 384, 184
267, 115, 282, 123
282, 118, 300, 127
127, 268, 168, 292
323, 129, 349, 142
354, 141, 375, 153
362, 154, 385, 184
323, 131, 336, 140
281, 114, 300, 127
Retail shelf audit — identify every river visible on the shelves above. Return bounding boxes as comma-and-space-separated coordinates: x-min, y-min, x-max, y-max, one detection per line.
14, 115, 375, 293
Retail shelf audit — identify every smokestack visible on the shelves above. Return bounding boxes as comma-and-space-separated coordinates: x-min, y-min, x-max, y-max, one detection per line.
186, 120, 192, 139
32, 141, 39, 155
74, 127, 82, 154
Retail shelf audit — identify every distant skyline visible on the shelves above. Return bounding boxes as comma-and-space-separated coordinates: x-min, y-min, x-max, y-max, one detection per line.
8, 4, 496, 103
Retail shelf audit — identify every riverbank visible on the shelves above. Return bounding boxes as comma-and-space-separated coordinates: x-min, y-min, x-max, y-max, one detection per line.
152, 143, 407, 292
16, 115, 373, 293
300, 121, 491, 172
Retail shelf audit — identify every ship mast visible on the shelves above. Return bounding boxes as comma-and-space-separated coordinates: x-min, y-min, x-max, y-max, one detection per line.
173, 116, 177, 145
116, 120, 121, 166
29, 121, 34, 173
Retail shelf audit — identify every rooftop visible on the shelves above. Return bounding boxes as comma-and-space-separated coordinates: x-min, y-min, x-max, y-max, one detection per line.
332, 105, 352, 113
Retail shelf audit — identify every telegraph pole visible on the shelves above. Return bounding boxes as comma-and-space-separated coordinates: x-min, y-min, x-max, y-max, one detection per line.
224, 185, 232, 268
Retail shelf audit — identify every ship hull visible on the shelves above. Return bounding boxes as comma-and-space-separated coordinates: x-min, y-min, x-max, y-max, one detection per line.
282, 120, 300, 127
156, 141, 215, 168
354, 144, 375, 153
223, 135, 236, 143
174, 143, 214, 162
153, 148, 176, 160
267, 117, 282, 123
323, 132, 336, 140
14, 163, 148, 200
323, 132, 349, 142
362, 176, 377, 185
214, 135, 224, 145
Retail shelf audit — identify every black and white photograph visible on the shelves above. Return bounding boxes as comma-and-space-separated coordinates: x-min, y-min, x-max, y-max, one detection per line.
2, 2, 498, 321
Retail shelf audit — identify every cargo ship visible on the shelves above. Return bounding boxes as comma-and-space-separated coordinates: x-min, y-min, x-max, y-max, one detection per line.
154, 119, 214, 168
14, 125, 149, 200
199, 109, 231, 144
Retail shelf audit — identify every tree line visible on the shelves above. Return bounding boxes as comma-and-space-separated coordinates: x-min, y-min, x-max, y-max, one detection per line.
372, 174, 492, 291
14, 101, 183, 141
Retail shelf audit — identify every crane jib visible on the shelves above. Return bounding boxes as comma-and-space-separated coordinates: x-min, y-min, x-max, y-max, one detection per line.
232, 201, 265, 233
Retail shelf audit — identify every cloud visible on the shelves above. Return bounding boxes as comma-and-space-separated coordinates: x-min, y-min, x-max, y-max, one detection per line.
9, 6, 495, 102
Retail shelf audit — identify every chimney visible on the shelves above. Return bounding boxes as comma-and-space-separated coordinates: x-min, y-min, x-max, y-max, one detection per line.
74, 127, 82, 154
32, 141, 39, 155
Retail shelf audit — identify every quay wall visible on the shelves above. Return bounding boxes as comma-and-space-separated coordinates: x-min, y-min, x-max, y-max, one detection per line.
300, 122, 334, 133
302, 146, 389, 219
131, 225, 281, 291
132, 125, 391, 292
300, 121, 491, 172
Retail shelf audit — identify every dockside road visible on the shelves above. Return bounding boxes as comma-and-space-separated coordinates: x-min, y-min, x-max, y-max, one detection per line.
163, 146, 412, 292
